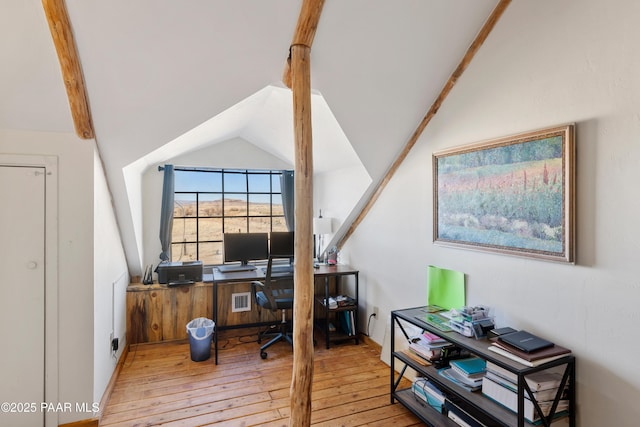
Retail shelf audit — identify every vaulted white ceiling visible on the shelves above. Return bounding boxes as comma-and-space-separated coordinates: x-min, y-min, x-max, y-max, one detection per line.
3, 0, 501, 273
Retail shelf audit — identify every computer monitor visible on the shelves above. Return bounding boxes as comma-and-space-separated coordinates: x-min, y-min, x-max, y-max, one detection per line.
270, 231, 294, 262
223, 232, 269, 266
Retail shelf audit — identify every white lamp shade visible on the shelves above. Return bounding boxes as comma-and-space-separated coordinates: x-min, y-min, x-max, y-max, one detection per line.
313, 217, 332, 235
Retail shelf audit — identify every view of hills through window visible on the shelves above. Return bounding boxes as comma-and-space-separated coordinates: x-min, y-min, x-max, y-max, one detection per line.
171, 168, 289, 265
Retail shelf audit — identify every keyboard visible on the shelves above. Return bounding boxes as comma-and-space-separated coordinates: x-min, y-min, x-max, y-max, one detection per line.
217, 264, 257, 273
263, 265, 294, 275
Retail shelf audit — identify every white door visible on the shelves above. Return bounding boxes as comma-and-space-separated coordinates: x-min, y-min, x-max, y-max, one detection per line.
0, 166, 45, 426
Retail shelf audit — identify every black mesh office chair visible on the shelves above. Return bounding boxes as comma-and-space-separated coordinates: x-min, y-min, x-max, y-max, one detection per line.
251, 256, 294, 359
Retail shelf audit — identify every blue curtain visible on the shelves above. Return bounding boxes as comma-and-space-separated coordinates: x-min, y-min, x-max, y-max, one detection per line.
280, 170, 295, 231
159, 164, 174, 261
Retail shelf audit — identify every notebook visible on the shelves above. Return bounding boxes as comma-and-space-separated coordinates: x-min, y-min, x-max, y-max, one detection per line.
498, 330, 554, 353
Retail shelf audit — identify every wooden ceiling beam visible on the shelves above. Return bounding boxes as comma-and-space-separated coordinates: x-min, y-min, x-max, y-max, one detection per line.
335, 0, 512, 250
42, 0, 94, 139
282, 0, 325, 88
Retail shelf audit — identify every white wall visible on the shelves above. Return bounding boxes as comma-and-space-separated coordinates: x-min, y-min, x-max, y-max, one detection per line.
342, 0, 640, 426
93, 148, 129, 404
0, 129, 96, 424
314, 164, 371, 254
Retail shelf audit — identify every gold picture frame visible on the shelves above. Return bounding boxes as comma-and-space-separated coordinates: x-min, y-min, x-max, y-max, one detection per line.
433, 124, 575, 263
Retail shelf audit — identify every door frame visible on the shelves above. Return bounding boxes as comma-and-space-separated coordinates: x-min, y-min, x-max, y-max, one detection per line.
0, 154, 59, 427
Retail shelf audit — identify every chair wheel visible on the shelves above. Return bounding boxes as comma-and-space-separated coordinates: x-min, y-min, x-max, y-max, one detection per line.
261, 351, 268, 359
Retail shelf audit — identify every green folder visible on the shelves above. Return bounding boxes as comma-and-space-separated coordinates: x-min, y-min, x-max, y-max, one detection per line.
427, 265, 465, 310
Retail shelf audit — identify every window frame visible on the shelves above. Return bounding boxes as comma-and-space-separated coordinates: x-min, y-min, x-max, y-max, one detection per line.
170, 167, 290, 265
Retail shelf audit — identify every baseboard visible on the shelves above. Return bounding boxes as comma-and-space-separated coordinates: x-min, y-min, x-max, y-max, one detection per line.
96, 342, 130, 422
58, 418, 99, 427
361, 334, 382, 354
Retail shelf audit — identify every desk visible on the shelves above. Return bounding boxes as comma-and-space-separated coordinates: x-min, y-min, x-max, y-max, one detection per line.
212, 264, 359, 364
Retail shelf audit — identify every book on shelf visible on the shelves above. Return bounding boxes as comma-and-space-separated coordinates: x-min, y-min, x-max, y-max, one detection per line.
444, 400, 490, 427
482, 376, 569, 424
339, 311, 355, 336
349, 310, 355, 335
422, 331, 446, 344
407, 342, 444, 362
448, 410, 476, 427
412, 378, 445, 413
486, 361, 565, 392
449, 357, 487, 378
410, 333, 451, 349
484, 371, 567, 402
498, 330, 554, 353
438, 367, 482, 391
491, 339, 572, 362
487, 345, 570, 367
408, 333, 454, 361
401, 349, 431, 366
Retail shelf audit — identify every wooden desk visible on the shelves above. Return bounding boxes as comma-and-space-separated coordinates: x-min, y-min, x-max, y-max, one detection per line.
212, 264, 359, 364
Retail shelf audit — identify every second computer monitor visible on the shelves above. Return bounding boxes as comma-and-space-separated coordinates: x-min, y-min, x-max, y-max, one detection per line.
270, 231, 294, 260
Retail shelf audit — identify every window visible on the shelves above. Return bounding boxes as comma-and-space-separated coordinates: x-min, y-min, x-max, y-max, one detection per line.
170, 168, 291, 265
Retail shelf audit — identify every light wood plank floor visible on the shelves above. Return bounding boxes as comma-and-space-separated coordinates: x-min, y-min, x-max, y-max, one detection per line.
101, 328, 422, 426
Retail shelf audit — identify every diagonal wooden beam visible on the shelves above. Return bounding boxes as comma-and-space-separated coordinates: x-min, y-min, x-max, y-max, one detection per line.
335, 0, 512, 250
42, 0, 94, 139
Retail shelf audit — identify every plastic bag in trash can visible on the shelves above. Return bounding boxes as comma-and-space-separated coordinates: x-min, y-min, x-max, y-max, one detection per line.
186, 317, 215, 339
186, 317, 215, 362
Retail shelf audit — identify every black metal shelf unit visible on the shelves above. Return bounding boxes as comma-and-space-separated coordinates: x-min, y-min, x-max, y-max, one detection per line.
390, 307, 576, 427
315, 271, 359, 349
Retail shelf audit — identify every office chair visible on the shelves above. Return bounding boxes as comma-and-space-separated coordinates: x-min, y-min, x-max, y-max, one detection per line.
251, 256, 294, 359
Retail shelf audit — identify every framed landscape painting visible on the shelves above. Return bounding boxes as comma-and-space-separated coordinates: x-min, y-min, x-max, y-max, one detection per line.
433, 124, 575, 263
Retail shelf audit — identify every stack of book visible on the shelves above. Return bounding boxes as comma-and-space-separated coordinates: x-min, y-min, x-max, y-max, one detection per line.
437, 357, 486, 392
482, 360, 569, 424
487, 330, 572, 367
412, 378, 492, 426
407, 331, 453, 363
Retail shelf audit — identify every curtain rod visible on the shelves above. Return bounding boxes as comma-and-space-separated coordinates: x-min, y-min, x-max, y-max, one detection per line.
158, 165, 293, 173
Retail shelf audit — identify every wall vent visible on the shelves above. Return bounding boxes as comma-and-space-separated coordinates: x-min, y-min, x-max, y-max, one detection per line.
232, 292, 251, 312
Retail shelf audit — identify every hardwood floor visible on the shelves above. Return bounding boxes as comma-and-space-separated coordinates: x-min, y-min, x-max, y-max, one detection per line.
101, 328, 422, 426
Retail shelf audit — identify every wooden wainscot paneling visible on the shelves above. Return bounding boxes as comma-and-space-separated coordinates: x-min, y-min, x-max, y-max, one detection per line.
217, 281, 279, 326
127, 282, 214, 344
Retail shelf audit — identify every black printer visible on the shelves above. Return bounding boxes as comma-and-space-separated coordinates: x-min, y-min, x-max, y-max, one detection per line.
156, 261, 203, 285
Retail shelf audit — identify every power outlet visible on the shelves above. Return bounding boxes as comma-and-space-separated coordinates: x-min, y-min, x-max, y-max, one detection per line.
111, 337, 119, 353
373, 306, 379, 317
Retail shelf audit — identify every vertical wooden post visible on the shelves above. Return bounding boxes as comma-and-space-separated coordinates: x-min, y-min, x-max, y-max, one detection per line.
290, 43, 315, 427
